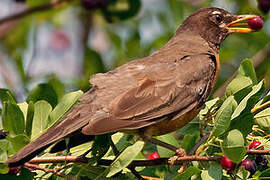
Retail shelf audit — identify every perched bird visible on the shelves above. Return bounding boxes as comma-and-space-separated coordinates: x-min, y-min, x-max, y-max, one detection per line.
7, 7, 260, 167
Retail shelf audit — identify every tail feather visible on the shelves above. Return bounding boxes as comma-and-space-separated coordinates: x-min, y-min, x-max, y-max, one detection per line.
6, 126, 66, 167
6, 108, 90, 167
6, 88, 97, 167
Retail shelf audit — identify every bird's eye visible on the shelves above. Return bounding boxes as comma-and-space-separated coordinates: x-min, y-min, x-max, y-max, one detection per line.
215, 14, 222, 23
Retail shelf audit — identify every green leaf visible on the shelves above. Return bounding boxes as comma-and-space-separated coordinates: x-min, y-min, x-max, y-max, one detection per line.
201, 162, 222, 180
47, 74, 65, 100
70, 141, 93, 157
174, 166, 201, 180
222, 129, 245, 163
27, 83, 58, 108
260, 168, 270, 177
0, 140, 9, 163
199, 98, 220, 118
67, 164, 106, 179
25, 101, 34, 137
176, 119, 199, 135
0, 163, 9, 174
92, 134, 111, 160
106, 141, 144, 177
106, 132, 130, 156
236, 166, 250, 180
18, 102, 28, 122
237, 58, 257, 85
254, 107, 270, 131
2, 102, 25, 136
212, 96, 237, 137
157, 133, 180, 157
49, 90, 83, 128
164, 166, 180, 180
180, 132, 200, 153
31, 100, 52, 140
7, 134, 30, 152
225, 76, 252, 102
231, 80, 265, 120
0, 89, 16, 105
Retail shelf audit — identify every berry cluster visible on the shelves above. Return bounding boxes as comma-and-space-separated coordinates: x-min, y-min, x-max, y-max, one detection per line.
221, 141, 268, 176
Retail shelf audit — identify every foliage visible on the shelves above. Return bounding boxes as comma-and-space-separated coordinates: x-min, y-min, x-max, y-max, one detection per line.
1, 0, 270, 179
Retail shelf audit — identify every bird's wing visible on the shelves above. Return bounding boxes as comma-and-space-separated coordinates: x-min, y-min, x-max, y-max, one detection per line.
82, 53, 217, 135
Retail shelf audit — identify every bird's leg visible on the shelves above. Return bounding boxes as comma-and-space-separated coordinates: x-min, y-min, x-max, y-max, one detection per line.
144, 138, 186, 158
145, 138, 178, 152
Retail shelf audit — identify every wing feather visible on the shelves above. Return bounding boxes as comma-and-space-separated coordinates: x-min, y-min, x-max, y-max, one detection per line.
82, 53, 216, 135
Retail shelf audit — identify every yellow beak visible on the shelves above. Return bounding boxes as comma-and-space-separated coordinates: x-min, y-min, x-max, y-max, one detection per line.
226, 15, 261, 33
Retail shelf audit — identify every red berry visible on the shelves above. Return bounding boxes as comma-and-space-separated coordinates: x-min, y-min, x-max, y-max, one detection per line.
220, 156, 236, 171
258, 0, 270, 14
248, 17, 264, 31
148, 152, 160, 160
249, 141, 264, 150
241, 159, 257, 175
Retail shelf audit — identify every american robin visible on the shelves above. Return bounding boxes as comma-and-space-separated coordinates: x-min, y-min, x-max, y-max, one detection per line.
7, 7, 260, 166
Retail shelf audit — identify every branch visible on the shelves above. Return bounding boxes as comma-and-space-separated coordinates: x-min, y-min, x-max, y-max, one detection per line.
0, 0, 73, 25
28, 155, 220, 166
24, 162, 65, 177
214, 43, 270, 97
27, 149, 270, 166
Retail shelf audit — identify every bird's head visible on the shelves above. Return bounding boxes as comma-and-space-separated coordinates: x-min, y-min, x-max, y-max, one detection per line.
176, 7, 262, 50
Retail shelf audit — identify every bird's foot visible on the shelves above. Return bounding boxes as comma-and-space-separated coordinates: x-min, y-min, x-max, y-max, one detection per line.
168, 148, 186, 165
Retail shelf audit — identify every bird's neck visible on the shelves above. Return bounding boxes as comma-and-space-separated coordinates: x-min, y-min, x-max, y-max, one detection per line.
174, 29, 224, 53
167, 33, 219, 55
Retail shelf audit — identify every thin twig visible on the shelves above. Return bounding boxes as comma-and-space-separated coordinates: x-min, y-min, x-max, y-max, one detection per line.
188, 133, 210, 155
251, 101, 270, 114
24, 162, 65, 177
246, 149, 270, 155
29, 155, 220, 166
0, 0, 73, 25
29, 156, 89, 164
129, 167, 145, 180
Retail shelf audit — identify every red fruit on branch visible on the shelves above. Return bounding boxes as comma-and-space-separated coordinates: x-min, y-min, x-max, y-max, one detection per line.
147, 152, 160, 160
258, 0, 270, 14
249, 141, 264, 150
220, 156, 236, 171
240, 159, 257, 175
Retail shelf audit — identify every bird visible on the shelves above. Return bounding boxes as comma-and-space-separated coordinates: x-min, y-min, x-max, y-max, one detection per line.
6, 7, 260, 167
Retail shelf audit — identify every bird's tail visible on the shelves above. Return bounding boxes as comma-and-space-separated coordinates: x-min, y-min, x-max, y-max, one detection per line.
6, 106, 90, 167
6, 126, 67, 167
